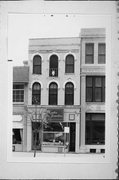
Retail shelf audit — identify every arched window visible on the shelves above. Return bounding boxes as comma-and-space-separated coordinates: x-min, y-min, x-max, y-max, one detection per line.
49, 82, 58, 105
65, 54, 74, 73
65, 82, 74, 105
49, 55, 58, 77
33, 55, 42, 74
32, 82, 41, 105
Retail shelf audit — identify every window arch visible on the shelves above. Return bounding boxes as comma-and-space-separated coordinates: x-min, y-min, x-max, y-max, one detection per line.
65, 82, 74, 105
49, 82, 58, 105
33, 55, 42, 74
65, 54, 74, 73
49, 55, 58, 77
32, 82, 41, 105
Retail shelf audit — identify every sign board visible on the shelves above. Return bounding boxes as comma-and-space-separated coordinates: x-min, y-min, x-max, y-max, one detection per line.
64, 127, 69, 133
13, 115, 22, 122
47, 108, 64, 121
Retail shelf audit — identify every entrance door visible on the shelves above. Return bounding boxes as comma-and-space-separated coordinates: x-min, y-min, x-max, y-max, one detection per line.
69, 123, 76, 152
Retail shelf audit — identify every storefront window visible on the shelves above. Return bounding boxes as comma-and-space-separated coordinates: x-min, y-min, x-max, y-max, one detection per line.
43, 122, 69, 146
13, 129, 23, 144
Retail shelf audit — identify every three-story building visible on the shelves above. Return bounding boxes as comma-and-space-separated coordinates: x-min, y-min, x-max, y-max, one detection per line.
13, 28, 105, 154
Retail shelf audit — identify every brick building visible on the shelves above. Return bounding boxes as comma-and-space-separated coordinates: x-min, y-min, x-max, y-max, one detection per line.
13, 28, 105, 154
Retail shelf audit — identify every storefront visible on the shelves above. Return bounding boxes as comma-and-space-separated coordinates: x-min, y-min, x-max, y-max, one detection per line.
30, 107, 80, 153
12, 115, 23, 152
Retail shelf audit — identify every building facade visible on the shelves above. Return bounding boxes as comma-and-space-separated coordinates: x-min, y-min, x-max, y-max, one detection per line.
13, 28, 105, 154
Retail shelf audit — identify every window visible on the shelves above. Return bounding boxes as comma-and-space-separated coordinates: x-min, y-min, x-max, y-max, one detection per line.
43, 122, 69, 146
13, 129, 23, 144
49, 82, 58, 105
86, 76, 105, 102
33, 55, 42, 74
85, 43, 94, 64
49, 55, 58, 77
13, 84, 24, 102
98, 43, 106, 64
32, 82, 41, 105
85, 113, 105, 145
65, 54, 74, 73
65, 82, 74, 105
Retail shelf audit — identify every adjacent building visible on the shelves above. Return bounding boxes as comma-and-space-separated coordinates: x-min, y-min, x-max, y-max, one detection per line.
12, 28, 106, 154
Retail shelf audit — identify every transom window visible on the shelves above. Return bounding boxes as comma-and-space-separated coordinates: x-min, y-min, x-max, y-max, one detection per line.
85, 113, 105, 145
33, 55, 42, 74
65, 54, 74, 73
32, 82, 41, 105
98, 43, 106, 64
13, 84, 24, 102
85, 43, 94, 64
49, 82, 58, 105
49, 55, 58, 77
86, 76, 105, 102
65, 82, 74, 105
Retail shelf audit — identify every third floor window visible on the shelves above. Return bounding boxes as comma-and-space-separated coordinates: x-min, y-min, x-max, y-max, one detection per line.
33, 55, 42, 74
98, 43, 106, 64
85, 43, 94, 64
65, 54, 74, 73
49, 55, 58, 77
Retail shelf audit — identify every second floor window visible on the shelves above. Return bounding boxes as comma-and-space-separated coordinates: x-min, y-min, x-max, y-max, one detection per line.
98, 43, 106, 64
32, 82, 41, 105
65, 54, 74, 73
49, 82, 58, 105
86, 76, 105, 102
85, 43, 94, 64
33, 55, 42, 74
13, 84, 24, 103
49, 55, 58, 77
65, 82, 74, 105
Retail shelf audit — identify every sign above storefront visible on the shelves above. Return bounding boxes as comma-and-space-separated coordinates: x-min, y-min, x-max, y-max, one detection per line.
47, 108, 64, 121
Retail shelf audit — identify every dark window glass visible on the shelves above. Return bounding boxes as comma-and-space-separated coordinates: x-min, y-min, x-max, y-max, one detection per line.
65, 82, 74, 105
49, 55, 58, 77
85, 113, 105, 145
85, 43, 94, 64
13, 84, 24, 102
32, 82, 41, 105
49, 82, 58, 105
98, 43, 106, 64
13, 129, 22, 144
65, 54, 74, 73
33, 55, 42, 74
86, 76, 105, 102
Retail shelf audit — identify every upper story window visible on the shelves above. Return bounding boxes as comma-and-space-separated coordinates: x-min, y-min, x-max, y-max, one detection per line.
85, 113, 105, 145
33, 55, 42, 74
85, 43, 94, 64
86, 76, 105, 102
13, 84, 24, 103
32, 82, 41, 105
65, 82, 74, 105
65, 54, 74, 73
98, 43, 106, 64
49, 82, 58, 105
49, 55, 58, 77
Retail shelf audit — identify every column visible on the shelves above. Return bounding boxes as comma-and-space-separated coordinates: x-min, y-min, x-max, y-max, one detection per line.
23, 114, 27, 151
75, 117, 80, 153
80, 74, 86, 148
27, 116, 32, 151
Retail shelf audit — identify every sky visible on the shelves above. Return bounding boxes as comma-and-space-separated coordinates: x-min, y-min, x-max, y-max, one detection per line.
8, 14, 107, 66
8, 14, 82, 66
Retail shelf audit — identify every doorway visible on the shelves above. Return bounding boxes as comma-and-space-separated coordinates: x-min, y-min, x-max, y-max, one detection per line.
69, 122, 76, 152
